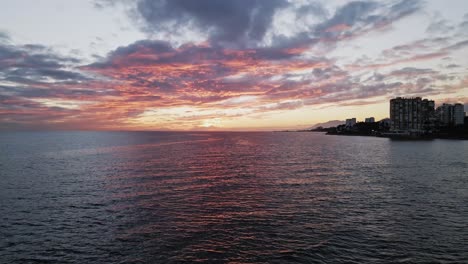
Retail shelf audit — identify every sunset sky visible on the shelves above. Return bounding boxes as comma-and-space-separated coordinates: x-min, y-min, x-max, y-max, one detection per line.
1, 0, 468, 131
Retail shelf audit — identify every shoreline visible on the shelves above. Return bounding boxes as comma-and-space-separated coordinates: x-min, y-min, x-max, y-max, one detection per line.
326, 131, 468, 140
281, 130, 468, 140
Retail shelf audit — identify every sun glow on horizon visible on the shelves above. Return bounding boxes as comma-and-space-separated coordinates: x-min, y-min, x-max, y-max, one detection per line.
0, 0, 467, 131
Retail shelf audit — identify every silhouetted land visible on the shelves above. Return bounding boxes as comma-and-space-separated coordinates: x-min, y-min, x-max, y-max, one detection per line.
303, 120, 468, 140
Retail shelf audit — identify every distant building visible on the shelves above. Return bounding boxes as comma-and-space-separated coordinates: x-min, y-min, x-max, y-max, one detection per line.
390, 97, 435, 132
365, 117, 375, 123
454, 104, 465, 126
437, 103, 465, 126
438, 104, 453, 125
345, 118, 356, 127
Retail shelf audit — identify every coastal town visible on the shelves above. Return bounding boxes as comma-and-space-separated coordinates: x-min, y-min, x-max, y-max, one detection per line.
311, 97, 468, 139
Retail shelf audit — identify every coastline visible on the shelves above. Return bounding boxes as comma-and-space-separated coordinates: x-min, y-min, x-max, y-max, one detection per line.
325, 131, 468, 140
281, 130, 468, 140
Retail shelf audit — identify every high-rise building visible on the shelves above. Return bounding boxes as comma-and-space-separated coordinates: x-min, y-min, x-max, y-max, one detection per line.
365, 117, 375, 123
390, 97, 435, 132
438, 104, 452, 125
437, 103, 465, 126
454, 104, 465, 126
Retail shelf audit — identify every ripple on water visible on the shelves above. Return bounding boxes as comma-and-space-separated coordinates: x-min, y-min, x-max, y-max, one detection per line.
1, 132, 468, 263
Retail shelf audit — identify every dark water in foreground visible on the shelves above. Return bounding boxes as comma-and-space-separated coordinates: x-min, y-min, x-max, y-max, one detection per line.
1, 131, 467, 263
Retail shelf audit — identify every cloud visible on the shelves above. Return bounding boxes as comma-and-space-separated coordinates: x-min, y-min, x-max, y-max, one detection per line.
84, 39, 330, 103
0, 43, 86, 84
266, 0, 425, 61
389, 67, 437, 76
78, 29, 465, 128
348, 32, 468, 72
97, 0, 424, 51
3, 0, 468, 130
390, 0, 422, 18
0, 41, 123, 130
87, 39, 316, 71
258, 100, 304, 111
314, 0, 424, 42
316, 1, 379, 33
296, 2, 328, 20
348, 51, 449, 70
427, 18, 455, 35
443, 39, 468, 51
132, 0, 288, 45
446, 64, 460, 68
0, 31, 9, 42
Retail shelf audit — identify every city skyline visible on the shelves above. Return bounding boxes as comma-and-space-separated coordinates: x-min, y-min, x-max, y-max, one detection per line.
319, 97, 465, 128
1, 0, 468, 131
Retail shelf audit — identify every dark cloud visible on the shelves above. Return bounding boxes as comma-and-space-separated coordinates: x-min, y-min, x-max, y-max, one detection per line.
4, 0, 467, 130
0, 43, 87, 85
86, 39, 309, 71
133, 0, 287, 45
0, 41, 121, 130
390, 0, 422, 18
83, 33, 460, 115
457, 13, 468, 31
390, 67, 436, 76
416, 77, 432, 87
367, 72, 386, 82
0, 43, 79, 68
444, 39, 468, 51
3, 68, 89, 85
316, 1, 378, 33
381, 37, 448, 59
110, 39, 173, 57
126, 95, 163, 102
0, 92, 83, 131
262, 0, 425, 55
350, 50, 449, 70
311, 66, 347, 80
426, 19, 454, 34
303, 81, 403, 106
96, 0, 424, 52
0, 94, 42, 110
296, 2, 328, 19
460, 21, 468, 31
315, 0, 423, 40
36, 69, 88, 81
0, 84, 111, 100
82, 39, 335, 110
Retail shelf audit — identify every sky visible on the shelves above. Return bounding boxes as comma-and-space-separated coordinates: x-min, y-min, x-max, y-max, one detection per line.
1, 0, 468, 131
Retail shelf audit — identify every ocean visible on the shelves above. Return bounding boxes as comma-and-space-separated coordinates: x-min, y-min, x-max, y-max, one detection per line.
1, 131, 467, 263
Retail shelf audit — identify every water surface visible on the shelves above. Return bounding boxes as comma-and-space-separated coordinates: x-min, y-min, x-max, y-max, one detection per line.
1, 132, 467, 263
